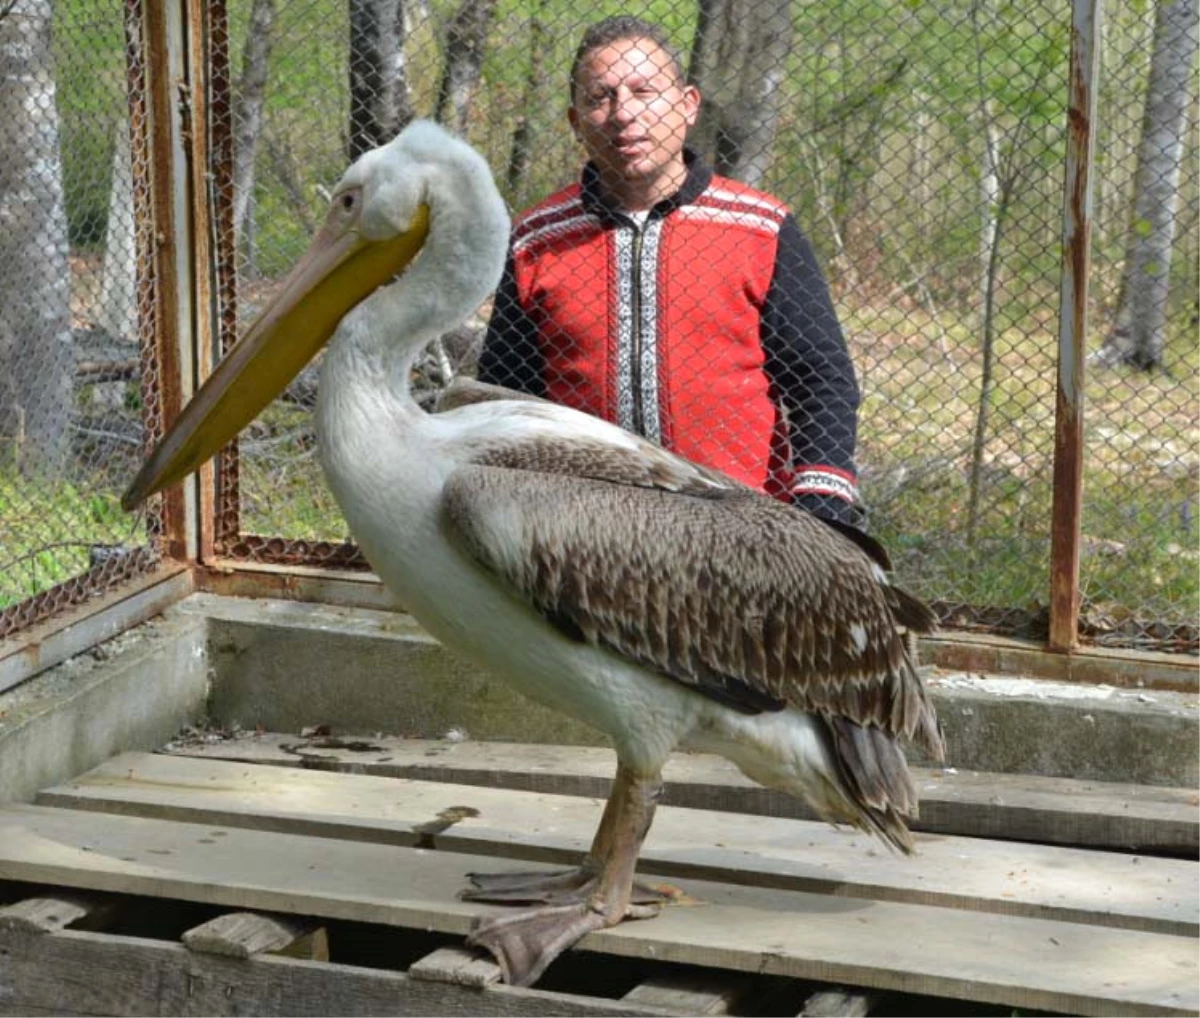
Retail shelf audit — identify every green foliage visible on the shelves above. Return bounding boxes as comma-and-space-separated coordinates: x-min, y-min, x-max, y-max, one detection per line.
851, 301, 1198, 629
0, 474, 148, 610
52, 0, 129, 248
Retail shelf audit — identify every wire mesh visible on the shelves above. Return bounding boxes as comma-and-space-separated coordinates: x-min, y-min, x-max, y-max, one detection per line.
0, 0, 161, 640
1080, 0, 1199, 652
204, 0, 1197, 653
1, 0, 1193, 654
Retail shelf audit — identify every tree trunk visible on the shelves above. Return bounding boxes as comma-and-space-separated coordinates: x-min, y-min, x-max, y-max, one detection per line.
978, 105, 1001, 324
505, 0, 548, 198
99, 120, 136, 348
435, 0, 497, 135
348, 0, 414, 162
1098, 0, 1197, 371
688, 0, 792, 186
909, 92, 933, 235
232, 0, 276, 268
0, 0, 73, 478
1190, 224, 1200, 324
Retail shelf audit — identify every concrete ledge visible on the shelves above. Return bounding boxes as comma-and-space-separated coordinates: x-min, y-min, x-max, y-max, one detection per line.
0, 611, 209, 803
3, 592, 1193, 801
182, 594, 1198, 789
184, 595, 605, 749
919, 674, 1197, 786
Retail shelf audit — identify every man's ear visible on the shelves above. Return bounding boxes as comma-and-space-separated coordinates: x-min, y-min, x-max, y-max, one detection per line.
682, 84, 701, 128
567, 104, 580, 137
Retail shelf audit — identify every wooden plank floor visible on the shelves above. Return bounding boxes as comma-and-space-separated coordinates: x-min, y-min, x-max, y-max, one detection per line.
166, 732, 1200, 853
0, 747, 1194, 1017
38, 751, 1198, 936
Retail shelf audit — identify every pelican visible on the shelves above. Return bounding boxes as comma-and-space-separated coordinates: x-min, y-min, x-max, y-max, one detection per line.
124, 120, 943, 987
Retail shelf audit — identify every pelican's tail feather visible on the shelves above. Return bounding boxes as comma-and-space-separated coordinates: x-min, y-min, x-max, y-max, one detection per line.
824, 714, 922, 855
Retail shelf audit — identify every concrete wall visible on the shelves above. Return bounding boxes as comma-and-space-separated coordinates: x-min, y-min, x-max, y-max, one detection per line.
0, 611, 209, 802
1, 592, 1195, 802
185, 594, 1199, 789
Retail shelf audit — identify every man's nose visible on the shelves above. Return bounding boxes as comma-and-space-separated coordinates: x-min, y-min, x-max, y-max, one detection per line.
608, 86, 638, 123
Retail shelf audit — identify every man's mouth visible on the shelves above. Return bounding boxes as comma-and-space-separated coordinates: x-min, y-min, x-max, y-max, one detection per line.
613, 137, 649, 156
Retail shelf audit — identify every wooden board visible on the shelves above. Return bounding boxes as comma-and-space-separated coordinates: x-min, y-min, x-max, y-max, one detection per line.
181, 911, 328, 960
408, 946, 503, 987
798, 990, 875, 1017
0, 927, 671, 1017
0, 803, 1194, 1017
0, 894, 97, 934
166, 733, 1200, 853
620, 969, 757, 1015
39, 752, 1198, 937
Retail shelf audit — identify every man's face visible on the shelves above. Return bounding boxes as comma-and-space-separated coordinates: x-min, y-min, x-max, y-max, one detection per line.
568, 37, 700, 193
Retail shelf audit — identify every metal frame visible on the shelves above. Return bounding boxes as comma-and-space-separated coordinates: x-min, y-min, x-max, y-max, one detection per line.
1049, 0, 1102, 653
0, 0, 196, 688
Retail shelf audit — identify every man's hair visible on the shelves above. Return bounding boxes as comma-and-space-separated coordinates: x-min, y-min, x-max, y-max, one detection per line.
569, 16, 687, 102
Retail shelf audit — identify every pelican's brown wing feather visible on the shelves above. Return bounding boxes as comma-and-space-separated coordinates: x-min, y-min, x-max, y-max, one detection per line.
441, 447, 940, 754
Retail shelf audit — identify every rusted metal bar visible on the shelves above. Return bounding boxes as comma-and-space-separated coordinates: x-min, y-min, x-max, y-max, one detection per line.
1049, 0, 1102, 653
123, 0, 165, 560
207, 0, 243, 556
139, 0, 189, 562
0, 563, 191, 694
222, 536, 371, 571
185, 0, 218, 565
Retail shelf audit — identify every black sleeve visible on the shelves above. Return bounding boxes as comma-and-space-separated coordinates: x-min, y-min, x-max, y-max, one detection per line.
760, 215, 864, 530
478, 252, 546, 397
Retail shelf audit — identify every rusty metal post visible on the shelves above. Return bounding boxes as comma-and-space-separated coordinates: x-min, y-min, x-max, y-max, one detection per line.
206, 0, 243, 557
139, 0, 187, 562
185, 0, 219, 565
141, 0, 200, 563
1049, 0, 1102, 652
139, 2, 181, 559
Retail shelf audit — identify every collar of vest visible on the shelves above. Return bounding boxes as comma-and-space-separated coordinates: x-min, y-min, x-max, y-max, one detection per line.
580, 149, 714, 224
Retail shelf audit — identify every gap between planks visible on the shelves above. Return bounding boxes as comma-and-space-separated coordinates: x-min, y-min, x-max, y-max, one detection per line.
0, 802, 1193, 1017
38, 751, 1199, 938
164, 733, 1200, 854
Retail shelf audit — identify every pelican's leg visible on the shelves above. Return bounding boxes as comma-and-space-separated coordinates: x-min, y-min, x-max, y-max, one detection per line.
464, 765, 667, 986
460, 764, 669, 905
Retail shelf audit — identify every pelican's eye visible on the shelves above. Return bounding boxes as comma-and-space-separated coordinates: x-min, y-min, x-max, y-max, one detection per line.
330, 188, 361, 227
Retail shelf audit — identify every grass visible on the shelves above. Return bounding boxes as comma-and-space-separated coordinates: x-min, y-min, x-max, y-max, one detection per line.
0, 474, 147, 611
845, 296, 1198, 631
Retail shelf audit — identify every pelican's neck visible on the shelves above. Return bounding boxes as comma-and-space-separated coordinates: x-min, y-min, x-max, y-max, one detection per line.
321, 149, 508, 419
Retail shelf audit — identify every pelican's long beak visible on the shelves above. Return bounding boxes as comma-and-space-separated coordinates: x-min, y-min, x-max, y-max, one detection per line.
121, 205, 430, 511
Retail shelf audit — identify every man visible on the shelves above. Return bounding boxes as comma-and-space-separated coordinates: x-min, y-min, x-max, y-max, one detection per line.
479, 16, 864, 529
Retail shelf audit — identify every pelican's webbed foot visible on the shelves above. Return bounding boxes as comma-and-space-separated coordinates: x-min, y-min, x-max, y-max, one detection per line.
460, 763, 668, 985
466, 898, 662, 986
461, 866, 674, 907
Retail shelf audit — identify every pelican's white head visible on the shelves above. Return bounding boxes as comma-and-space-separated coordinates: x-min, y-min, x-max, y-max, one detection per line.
122, 120, 510, 510
346, 122, 509, 262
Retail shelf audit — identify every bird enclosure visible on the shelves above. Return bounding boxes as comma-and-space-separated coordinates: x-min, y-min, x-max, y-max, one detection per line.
0, 4, 1197, 1014
0, 0, 1197, 681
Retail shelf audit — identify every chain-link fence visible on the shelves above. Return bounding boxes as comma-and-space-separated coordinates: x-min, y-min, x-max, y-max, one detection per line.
0, 0, 163, 641
1083, 0, 1198, 651
1, 0, 1196, 655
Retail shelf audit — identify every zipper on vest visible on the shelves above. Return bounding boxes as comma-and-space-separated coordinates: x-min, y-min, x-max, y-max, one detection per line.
630, 222, 645, 435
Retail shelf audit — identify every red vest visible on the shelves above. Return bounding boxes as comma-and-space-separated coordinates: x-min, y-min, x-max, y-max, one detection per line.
509, 177, 791, 496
